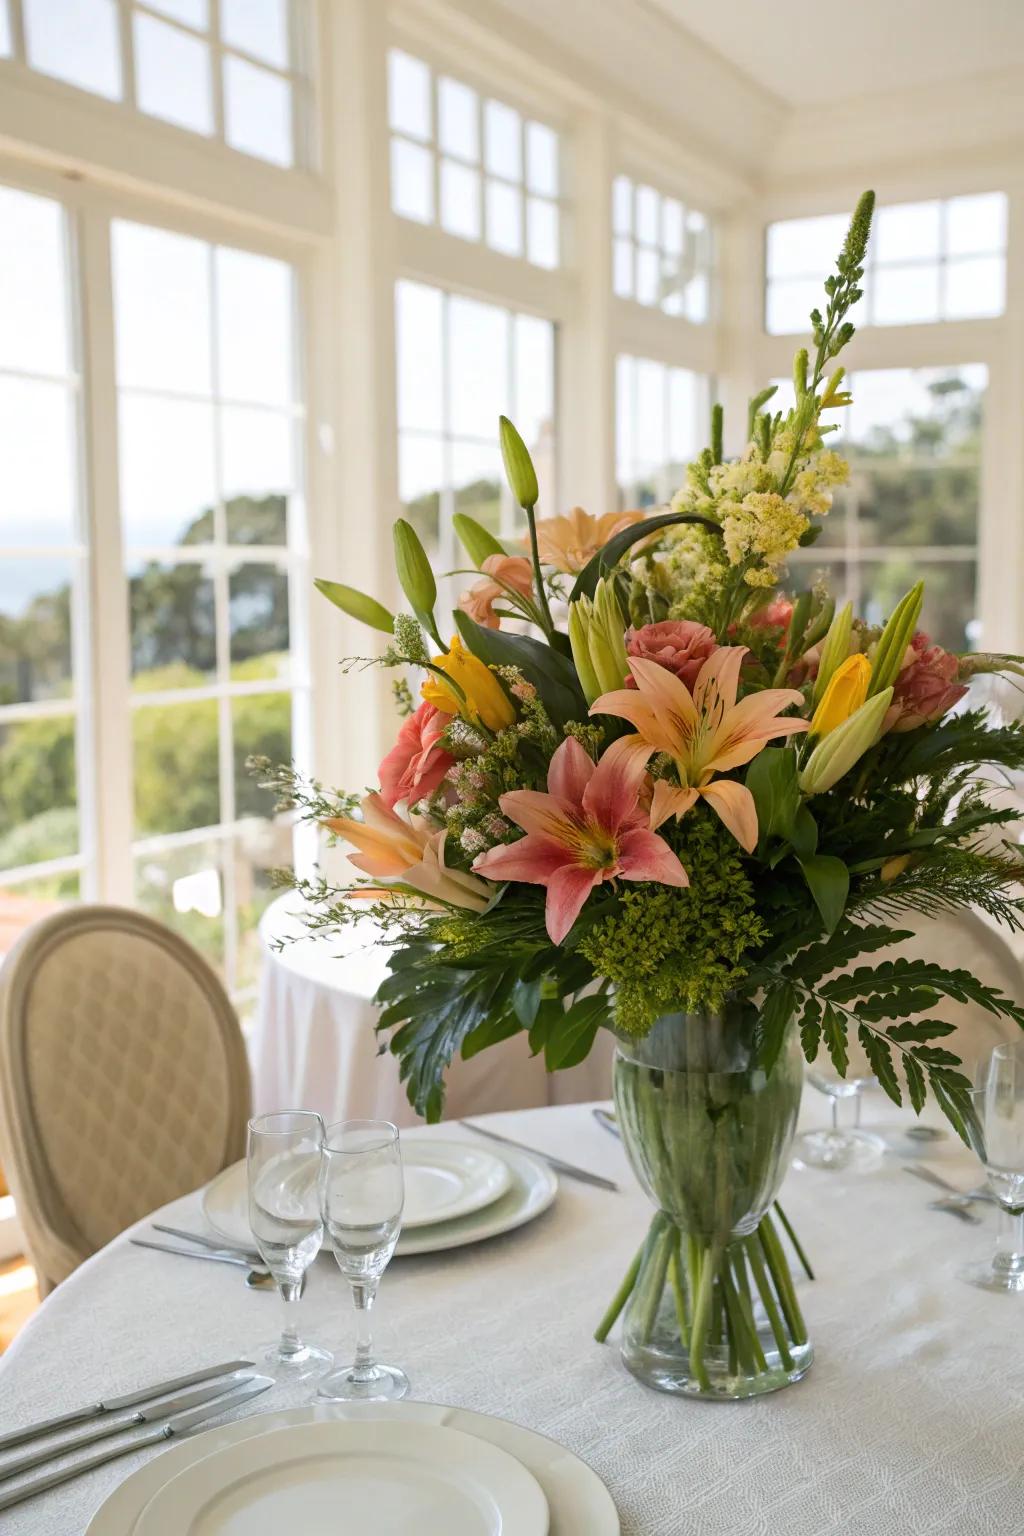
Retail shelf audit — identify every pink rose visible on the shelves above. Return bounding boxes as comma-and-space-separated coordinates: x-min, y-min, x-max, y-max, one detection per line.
378, 702, 455, 809
624, 620, 718, 692
885, 632, 967, 733
748, 599, 795, 632
458, 555, 534, 630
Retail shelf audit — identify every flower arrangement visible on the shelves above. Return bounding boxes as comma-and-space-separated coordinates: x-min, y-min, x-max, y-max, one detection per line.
264, 188, 1024, 1143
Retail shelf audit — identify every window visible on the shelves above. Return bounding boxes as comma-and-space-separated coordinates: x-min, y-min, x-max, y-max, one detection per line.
9, 0, 307, 167
784, 366, 986, 652
112, 219, 308, 1002
766, 194, 1007, 334
616, 355, 710, 508
0, 185, 88, 921
388, 49, 562, 270
612, 174, 713, 322
395, 280, 556, 582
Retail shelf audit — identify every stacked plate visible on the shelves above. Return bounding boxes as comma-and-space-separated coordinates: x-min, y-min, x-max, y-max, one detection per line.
202, 1136, 558, 1257
86, 1401, 620, 1534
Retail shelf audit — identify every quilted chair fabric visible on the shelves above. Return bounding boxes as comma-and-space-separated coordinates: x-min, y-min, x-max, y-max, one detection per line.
0, 906, 251, 1294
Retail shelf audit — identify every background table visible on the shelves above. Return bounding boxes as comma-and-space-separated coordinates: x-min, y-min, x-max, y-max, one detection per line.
251, 893, 616, 1124
2, 1092, 1021, 1535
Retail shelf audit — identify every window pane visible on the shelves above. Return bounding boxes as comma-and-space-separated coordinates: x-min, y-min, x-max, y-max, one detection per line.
129, 561, 216, 687
135, 840, 224, 973
485, 180, 522, 257
616, 355, 635, 500
449, 296, 508, 439
221, 407, 292, 543
613, 237, 633, 298
945, 256, 1005, 320
860, 557, 976, 653
767, 277, 828, 336
612, 176, 632, 236
234, 833, 279, 993
234, 692, 290, 817
484, 100, 521, 180
134, 12, 213, 135
766, 213, 847, 280
388, 50, 431, 141
113, 223, 212, 395
635, 247, 658, 306
438, 76, 478, 160
514, 315, 553, 451
946, 193, 1007, 256
872, 263, 940, 326
662, 198, 683, 255
0, 716, 78, 872
0, 186, 70, 377
118, 395, 216, 546
146, 0, 208, 26
440, 159, 481, 241
526, 197, 558, 269
875, 201, 941, 264
0, 560, 73, 704
685, 272, 710, 325
526, 122, 558, 197
668, 368, 701, 465
132, 699, 220, 836
229, 564, 290, 677
24, 0, 121, 100
0, 378, 77, 546
396, 281, 443, 434
635, 185, 659, 244
399, 435, 443, 558
634, 359, 666, 477
224, 54, 292, 166
391, 138, 433, 224
452, 442, 502, 538
221, 0, 288, 69
215, 247, 293, 407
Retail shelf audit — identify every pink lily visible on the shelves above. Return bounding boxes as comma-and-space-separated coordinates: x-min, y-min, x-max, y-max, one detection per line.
591, 649, 808, 852
325, 794, 490, 911
471, 736, 688, 944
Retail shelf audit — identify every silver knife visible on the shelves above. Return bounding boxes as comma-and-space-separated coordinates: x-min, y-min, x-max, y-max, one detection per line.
458, 1120, 620, 1191
130, 1238, 269, 1273
592, 1107, 620, 1140
903, 1164, 995, 1203
0, 1358, 254, 1455
0, 1378, 274, 1513
0, 1374, 254, 1482
152, 1224, 261, 1261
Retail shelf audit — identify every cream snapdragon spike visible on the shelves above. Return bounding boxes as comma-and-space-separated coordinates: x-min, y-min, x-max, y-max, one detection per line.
472, 736, 688, 944
593, 647, 808, 853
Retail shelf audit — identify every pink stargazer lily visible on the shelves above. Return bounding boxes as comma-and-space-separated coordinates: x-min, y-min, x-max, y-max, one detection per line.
470, 736, 688, 944
591, 649, 809, 853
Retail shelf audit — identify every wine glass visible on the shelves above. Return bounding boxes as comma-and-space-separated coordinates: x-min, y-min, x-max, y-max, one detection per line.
794, 1062, 886, 1171
961, 1041, 1024, 1293
318, 1119, 408, 1402
247, 1110, 332, 1378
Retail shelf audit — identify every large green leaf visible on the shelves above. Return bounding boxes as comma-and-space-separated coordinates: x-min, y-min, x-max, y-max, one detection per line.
569, 511, 722, 603
453, 610, 588, 729
746, 747, 800, 849
798, 853, 849, 934
754, 981, 797, 1075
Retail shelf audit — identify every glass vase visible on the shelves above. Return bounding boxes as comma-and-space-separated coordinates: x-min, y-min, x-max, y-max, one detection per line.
601, 1001, 813, 1399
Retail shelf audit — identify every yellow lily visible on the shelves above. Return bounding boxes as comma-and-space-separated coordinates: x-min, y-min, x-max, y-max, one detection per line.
592, 648, 808, 853
810, 652, 871, 737
421, 635, 516, 731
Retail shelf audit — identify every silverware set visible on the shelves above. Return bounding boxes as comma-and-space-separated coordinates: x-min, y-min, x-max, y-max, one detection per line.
0, 1360, 273, 1512
130, 1225, 277, 1288
458, 1119, 619, 1192
903, 1163, 996, 1224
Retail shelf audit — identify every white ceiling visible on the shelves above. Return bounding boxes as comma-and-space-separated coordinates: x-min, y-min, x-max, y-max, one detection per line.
647, 0, 1024, 105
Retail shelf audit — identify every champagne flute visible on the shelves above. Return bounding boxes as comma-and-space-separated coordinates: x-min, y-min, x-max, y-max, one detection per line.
318, 1119, 408, 1402
962, 1042, 1024, 1293
247, 1110, 332, 1378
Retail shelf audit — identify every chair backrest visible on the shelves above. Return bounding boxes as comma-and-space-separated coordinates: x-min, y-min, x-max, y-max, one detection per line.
0, 905, 251, 1291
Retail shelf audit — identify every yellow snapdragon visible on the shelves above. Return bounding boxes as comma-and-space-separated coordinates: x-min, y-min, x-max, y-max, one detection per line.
721, 492, 809, 585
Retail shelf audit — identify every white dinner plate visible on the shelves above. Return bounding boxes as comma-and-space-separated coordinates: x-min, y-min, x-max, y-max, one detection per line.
202, 1141, 557, 1256
133, 1419, 549, 1536
400, 1141, 512, 1228
86, 1402, 618, 1535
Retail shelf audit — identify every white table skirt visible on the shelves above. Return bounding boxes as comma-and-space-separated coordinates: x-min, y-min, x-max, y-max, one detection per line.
2, 1094, 1021, 1535
250, 893, 616, 1125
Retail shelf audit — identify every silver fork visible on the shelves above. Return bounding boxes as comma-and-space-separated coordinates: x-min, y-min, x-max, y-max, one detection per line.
903, 1164, 995, 1203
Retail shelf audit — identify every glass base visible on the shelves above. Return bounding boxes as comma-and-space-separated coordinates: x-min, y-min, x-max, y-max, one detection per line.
318, 1361, 409, 1403
624, 1335, 813, 1400
959, 1259, 1024, 1294
263, 1340, 333, 1381
794, 1127, 885, 1172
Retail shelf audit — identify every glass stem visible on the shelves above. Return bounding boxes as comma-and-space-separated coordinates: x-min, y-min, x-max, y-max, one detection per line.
993, 1207, 1024, 1277
351, 1279, 378, 1380
853, 1090, 862, 1130
278, 1276, 303, 1356
830, 1095, 839, 1133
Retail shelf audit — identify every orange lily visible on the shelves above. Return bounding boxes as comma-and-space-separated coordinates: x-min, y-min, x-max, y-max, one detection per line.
591, 649, 809, 852
324, 794, 490, 911
535, 507, 646, 574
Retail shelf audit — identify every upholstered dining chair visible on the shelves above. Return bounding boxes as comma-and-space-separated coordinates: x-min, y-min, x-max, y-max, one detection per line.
0, 905, 251, 1295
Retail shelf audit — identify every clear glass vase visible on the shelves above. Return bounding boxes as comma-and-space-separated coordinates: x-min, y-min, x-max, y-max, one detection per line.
606, 1001, 813, 1399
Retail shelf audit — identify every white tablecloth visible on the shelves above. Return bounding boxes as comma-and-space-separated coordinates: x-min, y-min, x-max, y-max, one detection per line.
251, 893, 616, 1125
2, 1094, 1022, 1535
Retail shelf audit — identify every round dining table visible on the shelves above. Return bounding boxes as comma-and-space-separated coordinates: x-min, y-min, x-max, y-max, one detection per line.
250, 894, 617, 1124
0, 1094, 1019, 1535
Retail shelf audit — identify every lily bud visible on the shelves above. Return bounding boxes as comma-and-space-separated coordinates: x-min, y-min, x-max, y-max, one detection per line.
314, 578, 394, 635
591, 578, 629, 693
393, 519, 440, 645
810, 652, 871, 737
811, 601, 853, 709
499, 415, 539, 509
568, 598, 601, 704
799, 687, 892, 796
453, 513, 506, 568
868, 581, 923, 697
